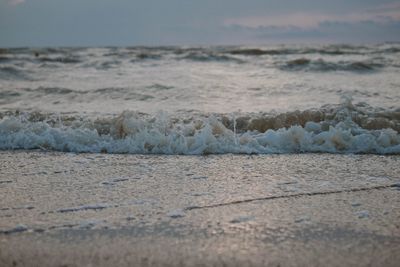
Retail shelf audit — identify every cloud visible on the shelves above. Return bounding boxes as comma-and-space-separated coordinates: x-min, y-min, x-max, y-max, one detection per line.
8, 0, 25, 6
223, 18, 400, 44
223, 2, 400, 30
224, 13, 331, 29
365, 2, 400, 14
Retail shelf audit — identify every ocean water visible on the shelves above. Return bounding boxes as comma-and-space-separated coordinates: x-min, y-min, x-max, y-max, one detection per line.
0, 44, 399, 154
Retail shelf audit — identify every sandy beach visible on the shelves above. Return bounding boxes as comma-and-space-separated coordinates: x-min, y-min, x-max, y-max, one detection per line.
0, 151, 399, 266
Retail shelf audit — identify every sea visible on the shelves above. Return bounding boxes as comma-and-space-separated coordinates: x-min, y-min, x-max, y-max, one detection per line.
0, 44, 399, 154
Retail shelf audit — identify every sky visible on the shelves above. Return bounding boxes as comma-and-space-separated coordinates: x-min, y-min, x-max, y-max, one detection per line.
1, 0, 400, 47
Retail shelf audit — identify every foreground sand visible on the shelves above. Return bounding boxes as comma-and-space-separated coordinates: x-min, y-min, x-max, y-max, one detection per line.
0, 151, 399, 266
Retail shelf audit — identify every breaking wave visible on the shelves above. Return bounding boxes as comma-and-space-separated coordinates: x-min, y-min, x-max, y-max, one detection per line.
0, 99, 399, 155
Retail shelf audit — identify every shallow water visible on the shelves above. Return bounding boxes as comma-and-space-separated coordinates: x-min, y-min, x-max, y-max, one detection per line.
0, 44, 399, 154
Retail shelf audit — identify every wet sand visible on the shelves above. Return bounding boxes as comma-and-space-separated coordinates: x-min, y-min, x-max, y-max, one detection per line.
0, 151, 399, 266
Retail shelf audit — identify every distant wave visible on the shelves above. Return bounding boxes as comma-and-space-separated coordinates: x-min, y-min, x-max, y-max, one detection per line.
279, 58, 384, 72
1, 99, 399, 154
37, 56, 82, 64
33, 87, 77, 95
179, 51, 244, 63
0, 86, 158, 102
0, 66, 32, 80
226, 48, 357, 56
224, 44, 398, 56
0, 44, 399, 73
227, 48, 284, 56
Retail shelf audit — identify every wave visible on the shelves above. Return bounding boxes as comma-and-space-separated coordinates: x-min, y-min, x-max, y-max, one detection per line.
224, 45, 386, 56
227, 48, 284, 56
33, 87, 77, 95
0, 45, 399, 71
0, 66, 32, 80
36, 56, 82, 64
0, 99, 399, 154
226, 48, 353, 56
179, 51, 244, 63
279, 58, 384, 72
0, 56, 12, 63
0, 86, 157, 102
0, 48, 84, 63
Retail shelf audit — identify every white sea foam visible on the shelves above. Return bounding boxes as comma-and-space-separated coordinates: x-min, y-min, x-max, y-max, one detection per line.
0, 101, 399, 155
